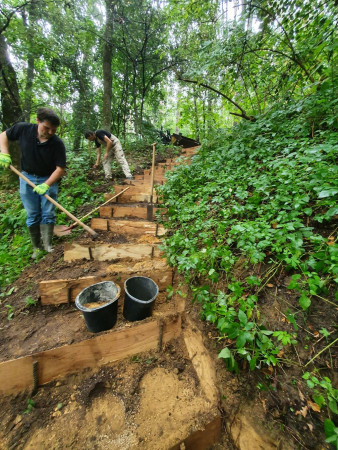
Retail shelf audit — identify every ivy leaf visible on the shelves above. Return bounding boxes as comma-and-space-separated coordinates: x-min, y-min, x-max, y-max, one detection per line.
238, 309, 248, 325
299, 292, 311, 310
317, 188, 338, 198
236, 331, 253, 349
328, 399, 338, 415
218, 348, 231, 359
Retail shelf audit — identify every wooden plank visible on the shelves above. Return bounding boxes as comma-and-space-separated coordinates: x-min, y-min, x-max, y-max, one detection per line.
116, 193, 154, 203
112, 205, 148, 219
0, 315, 182, 395
64, 242, 163, 262
91, 243, 154, 261
100, 204, 161, 219
127, 179, 164, 186
104, 186, 158, 203
144, 168, 166, 176
40, 275, 104, 305
110, 205, 160, 220
91, 217, 109, 231
39, 263, 172, 305
109, 219, 164, 235
91, 218, 165, 236
106, 260, 172, 291
100, 205, 113, 217
142, 175, 166, 182
63, 243, 91, 261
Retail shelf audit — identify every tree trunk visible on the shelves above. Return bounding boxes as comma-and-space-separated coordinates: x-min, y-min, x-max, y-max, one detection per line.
132, 68, 139, 136
102, 0, 114, 132
0, 34, 22, 170
193, 88, 200, 142
71, 55, 93, 151
22, 0, 37, 122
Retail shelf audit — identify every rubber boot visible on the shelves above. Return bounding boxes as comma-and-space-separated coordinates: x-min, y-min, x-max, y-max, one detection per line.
28, 224, 42, 259
40, 223, 54, 253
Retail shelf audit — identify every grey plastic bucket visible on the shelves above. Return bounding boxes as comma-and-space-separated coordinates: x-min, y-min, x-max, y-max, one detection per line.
75, 281, 121, 333
123, 276, 159, 322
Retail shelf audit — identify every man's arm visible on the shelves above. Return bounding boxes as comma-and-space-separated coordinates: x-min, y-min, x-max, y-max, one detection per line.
93, 147, 101, 168
0, 131, 10, 154
44, 166, 65, 187
102, 136, 113, 161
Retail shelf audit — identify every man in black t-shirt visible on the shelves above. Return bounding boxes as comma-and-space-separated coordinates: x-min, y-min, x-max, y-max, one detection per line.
84, 129, 132, 180
0, 108, 66, 258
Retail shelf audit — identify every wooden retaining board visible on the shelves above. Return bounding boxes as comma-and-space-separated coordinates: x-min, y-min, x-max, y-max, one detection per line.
39, 263, 172, 305
143, 168, 166, 176
40, 275, 103, 305
104, 188, 158, 203
123, 179, 164, 186
63, 242, 163, 262
91, 218, 165, 236
100, 204, 160, 219
142, 175, 167, 182
0, 315, 182, 395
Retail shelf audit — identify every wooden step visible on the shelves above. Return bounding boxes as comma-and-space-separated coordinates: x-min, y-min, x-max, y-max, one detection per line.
123, 179, 164, 186
40, 259, 172, 305
63, 242, 163, 262
142, 175, 167, 183
134, 174, 144, 180
91, 218, 165, 236
0, 314, 181, 395
100, 204, 161, 220
105, 185, 158, 203
143, 168, 166, 176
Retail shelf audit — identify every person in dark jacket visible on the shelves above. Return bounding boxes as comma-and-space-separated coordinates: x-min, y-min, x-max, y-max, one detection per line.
0, 107, 66, 258
84, 129, 132, 180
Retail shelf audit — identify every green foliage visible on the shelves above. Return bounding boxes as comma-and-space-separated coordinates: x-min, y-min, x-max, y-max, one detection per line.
23, 398, 35, 414
325, 419, 338, 448
303, 372, 338, 415
5, 304, 14, 320
25, 296, 37, 307
0, 149, 103, 288
158, 89, 337, 373
0, 190, 31, 286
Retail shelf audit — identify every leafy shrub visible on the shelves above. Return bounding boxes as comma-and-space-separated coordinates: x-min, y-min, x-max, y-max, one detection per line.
157, 87, 337, 371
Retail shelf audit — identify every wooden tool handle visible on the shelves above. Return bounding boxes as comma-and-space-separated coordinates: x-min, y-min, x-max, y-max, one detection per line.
10, 165, 98, 238
68, 186, 130, 229
149, 142, 156, 201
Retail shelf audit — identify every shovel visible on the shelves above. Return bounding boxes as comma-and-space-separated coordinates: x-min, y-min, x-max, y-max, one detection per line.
9, 165, 98, 239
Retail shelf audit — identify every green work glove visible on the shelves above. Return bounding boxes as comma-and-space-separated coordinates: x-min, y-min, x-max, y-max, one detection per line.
33, 183, 50, 195
0, 153, 12, 169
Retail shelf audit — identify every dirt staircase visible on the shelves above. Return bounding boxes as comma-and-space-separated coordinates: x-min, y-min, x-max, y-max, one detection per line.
0, 145, 232, 449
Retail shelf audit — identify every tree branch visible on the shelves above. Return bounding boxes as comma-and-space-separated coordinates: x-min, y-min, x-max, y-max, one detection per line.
176, 74, 256, 121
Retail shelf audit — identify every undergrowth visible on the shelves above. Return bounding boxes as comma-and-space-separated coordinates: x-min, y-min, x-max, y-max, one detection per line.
157, 84, 338, 439
0, 149, 103, 288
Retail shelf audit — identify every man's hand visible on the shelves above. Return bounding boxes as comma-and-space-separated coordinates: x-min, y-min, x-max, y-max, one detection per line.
0, 153, 12, 169
33, 183, 50, 195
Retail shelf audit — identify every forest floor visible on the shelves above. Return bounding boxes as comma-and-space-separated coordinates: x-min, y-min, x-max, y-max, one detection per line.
0, 146, 336, 449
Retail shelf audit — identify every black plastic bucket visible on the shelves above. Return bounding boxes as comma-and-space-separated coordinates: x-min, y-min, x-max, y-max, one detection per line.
75, 281, 121, 333
123, 276, 159, 322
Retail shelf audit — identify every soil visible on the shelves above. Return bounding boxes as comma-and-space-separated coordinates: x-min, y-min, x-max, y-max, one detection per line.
0, 145, 336, 449
0, 337, 220, 450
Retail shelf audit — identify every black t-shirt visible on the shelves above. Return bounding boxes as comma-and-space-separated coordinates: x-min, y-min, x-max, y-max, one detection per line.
94, 129, 111, 148
6, 122, 66, 176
